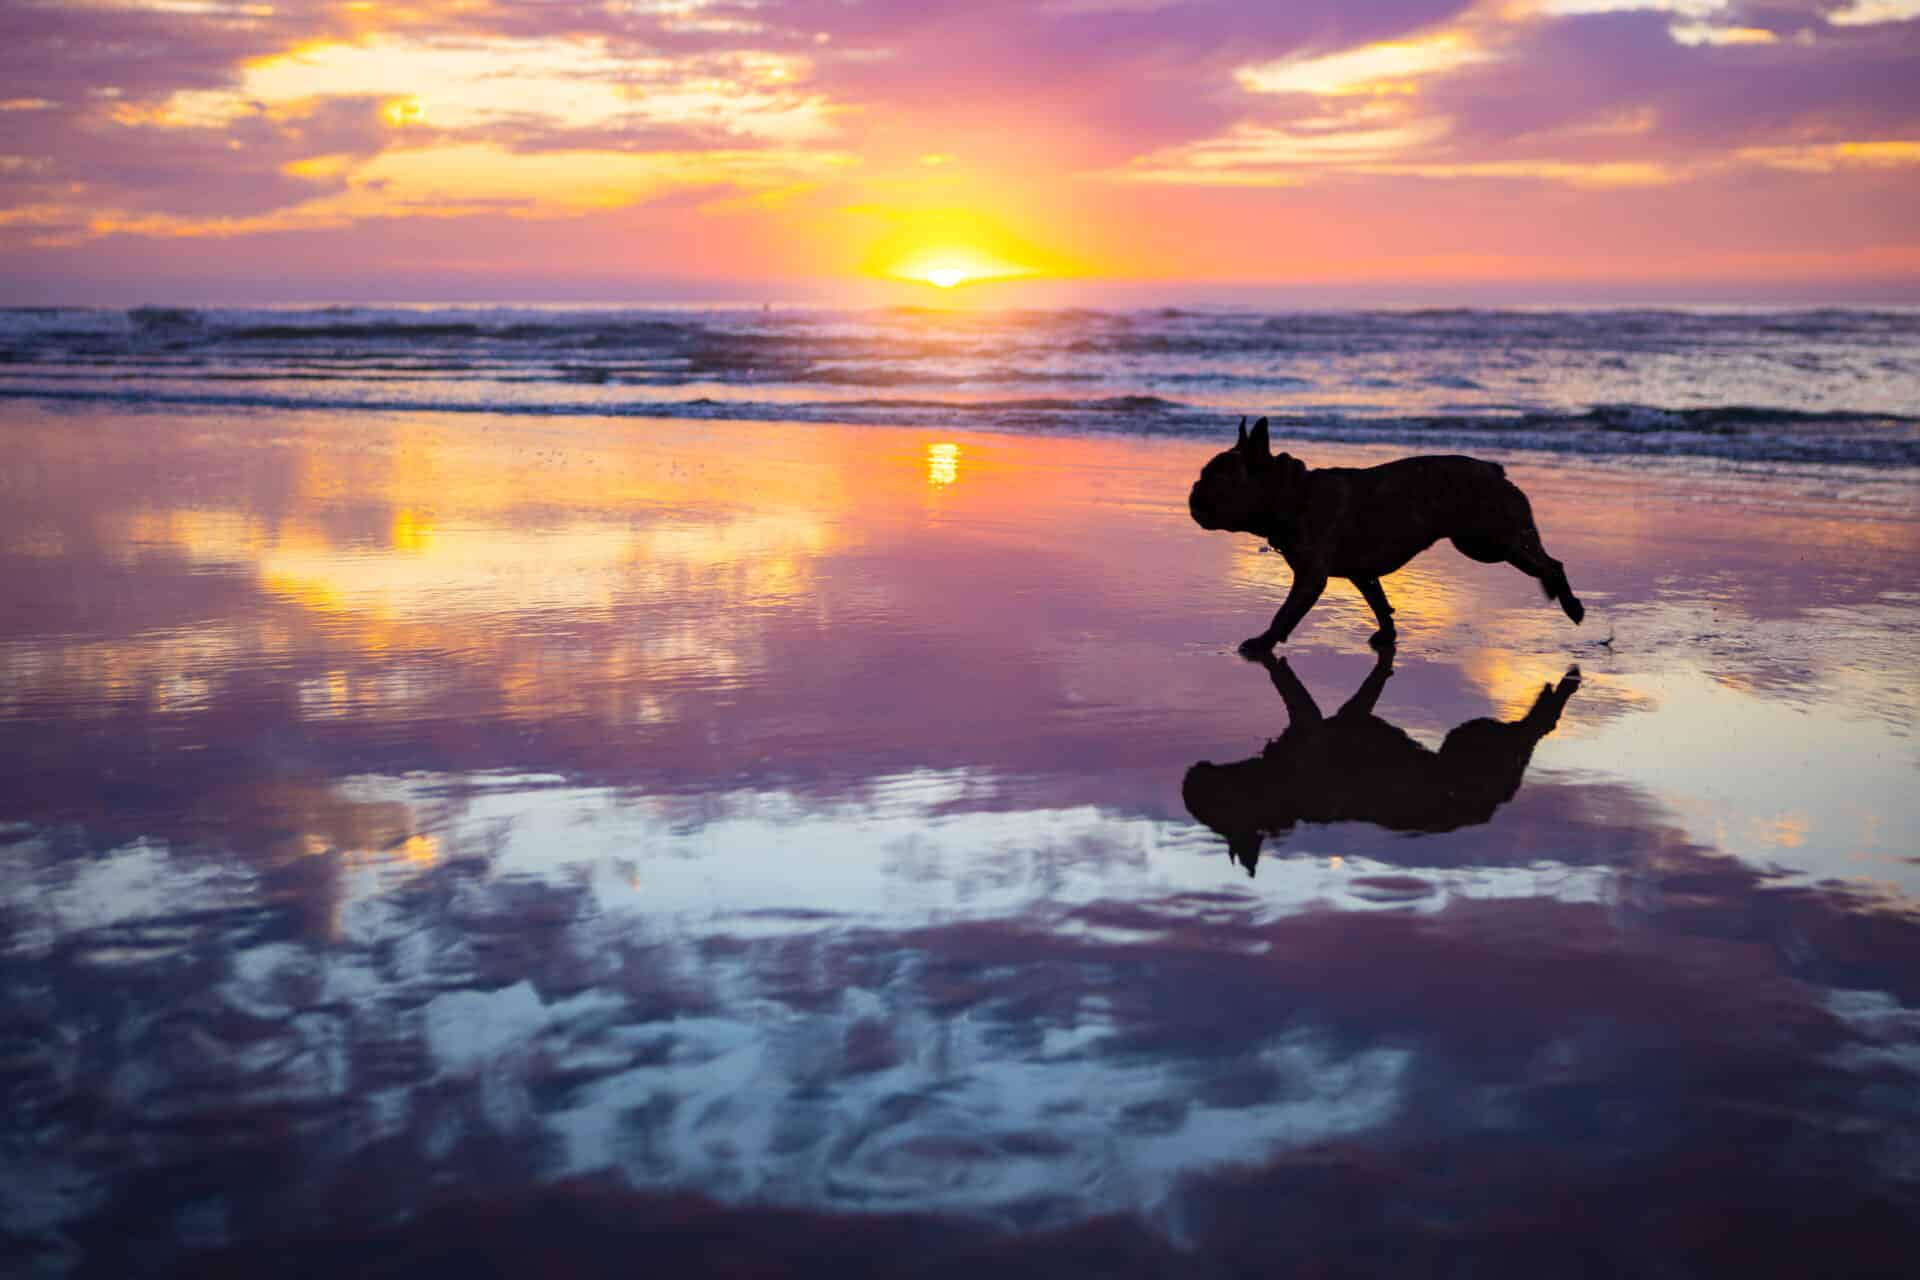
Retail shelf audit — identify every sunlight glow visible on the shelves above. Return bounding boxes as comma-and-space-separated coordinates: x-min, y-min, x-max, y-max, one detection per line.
1669, 23, 1776, 44
1821, 0, 1919, 22
143, 35, 831, 141
1236, 33, 1490, 97
381, 96, 425, 127
1115, 118, 1449, 185
97, 144, 857, 238
857, 203, 1073, 289
1736, 140, 1920, 170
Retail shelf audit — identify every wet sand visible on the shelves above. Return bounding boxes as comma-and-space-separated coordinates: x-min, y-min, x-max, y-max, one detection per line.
2, 403, 1918, 1274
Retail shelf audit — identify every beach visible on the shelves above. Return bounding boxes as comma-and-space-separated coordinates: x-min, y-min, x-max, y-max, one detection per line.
3, 383, 1918, 1272
9, 0, 1920, 1260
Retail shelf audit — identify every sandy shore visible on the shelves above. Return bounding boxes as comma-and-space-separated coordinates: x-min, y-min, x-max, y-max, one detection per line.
2, 403, 1918, 1272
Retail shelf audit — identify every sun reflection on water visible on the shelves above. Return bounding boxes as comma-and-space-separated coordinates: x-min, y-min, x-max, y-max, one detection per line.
927, 441, 961, 488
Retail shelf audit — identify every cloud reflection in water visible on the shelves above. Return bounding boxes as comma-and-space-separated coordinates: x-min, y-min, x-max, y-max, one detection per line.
1, 404, 1917, 1272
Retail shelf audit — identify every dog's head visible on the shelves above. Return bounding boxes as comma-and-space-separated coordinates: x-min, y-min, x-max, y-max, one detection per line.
1182, 757, 1296, 877
1188, 417, 1306, 535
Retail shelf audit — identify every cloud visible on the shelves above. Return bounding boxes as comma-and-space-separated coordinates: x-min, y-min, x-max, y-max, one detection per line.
0, 3, 866, 240
0, 0, 1487, 273
1099, 0, 1920, 193
157, 33, 837, 142
1, 0, 1917, 290
1235, 30, 1493, 96
1813, 0, 1920, 24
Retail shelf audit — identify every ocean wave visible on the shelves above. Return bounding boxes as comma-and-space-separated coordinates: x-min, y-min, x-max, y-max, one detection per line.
128, 306, 206, 333
4, 304, 1917, 467
5, 303, 1914, 357
5, 383, 1915, 468
226, 320, 491, 342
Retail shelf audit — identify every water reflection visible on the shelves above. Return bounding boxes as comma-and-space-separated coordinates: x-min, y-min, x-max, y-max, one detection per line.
2, 404, 1918, 1273
927, 440, 961, 488
1184, 652, 1581, 876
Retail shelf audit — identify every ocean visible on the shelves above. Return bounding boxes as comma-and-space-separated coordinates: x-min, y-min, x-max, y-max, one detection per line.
4, 303, 1918, 467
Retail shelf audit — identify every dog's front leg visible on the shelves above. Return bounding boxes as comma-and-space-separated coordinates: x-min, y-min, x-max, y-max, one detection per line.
1259, 653, 1324, 726
1239, 566, 1327, 657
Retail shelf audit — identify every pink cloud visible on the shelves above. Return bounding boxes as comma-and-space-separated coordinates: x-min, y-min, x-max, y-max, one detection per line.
2, 0, 1917, 297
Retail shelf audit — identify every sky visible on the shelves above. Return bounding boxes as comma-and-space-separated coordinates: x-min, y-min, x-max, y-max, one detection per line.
2, 0, 1918, 304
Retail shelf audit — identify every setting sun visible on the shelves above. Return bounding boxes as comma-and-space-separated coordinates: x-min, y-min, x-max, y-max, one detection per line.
863, 208, 1067, 292
884, 245, 1044, 291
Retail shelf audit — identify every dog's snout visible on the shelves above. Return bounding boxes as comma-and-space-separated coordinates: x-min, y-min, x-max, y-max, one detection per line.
1188, 481, 1208, 526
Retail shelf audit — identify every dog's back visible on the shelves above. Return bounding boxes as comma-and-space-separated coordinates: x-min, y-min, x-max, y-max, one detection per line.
1318, 454, 1508, 521
1307, 455, 1522, 580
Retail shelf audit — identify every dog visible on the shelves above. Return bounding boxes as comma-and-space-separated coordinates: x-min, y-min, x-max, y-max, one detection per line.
1189, 417, 1583, 653
1183, 651, 1582, 876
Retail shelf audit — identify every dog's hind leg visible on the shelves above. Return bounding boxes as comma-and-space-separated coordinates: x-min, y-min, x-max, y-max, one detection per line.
1334, 645, 1395, 718
1354, 577, 1397, 650
1507, 529, 1585, 625
1520, 666, 1582, 733
1457, 477, 1584, 626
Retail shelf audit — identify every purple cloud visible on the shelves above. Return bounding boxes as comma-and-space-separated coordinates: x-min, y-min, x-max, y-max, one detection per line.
1420, 8, 1920, 161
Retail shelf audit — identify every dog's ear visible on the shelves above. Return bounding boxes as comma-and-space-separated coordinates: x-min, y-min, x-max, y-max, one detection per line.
1236, 416, 1248, 448
1228, 831, 1263, 876
1247, 417, 1271, 459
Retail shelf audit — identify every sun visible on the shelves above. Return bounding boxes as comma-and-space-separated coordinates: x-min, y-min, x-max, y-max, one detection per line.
886, 244, 1031, 291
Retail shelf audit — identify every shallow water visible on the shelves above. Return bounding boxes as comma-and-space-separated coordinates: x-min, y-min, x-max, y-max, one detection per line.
2, 403, 1918, 1274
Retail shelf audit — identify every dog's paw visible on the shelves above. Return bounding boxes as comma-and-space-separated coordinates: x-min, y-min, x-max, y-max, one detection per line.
1237, 635, 1276, 660
1367, 628, 1397, 652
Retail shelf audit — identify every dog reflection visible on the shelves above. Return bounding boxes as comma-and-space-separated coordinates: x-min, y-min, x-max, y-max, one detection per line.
1183, 652, 1581, 876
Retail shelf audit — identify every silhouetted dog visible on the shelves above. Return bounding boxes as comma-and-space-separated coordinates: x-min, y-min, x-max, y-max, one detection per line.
1183, 652, 1582, 876
1189, 418, 1583, 654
